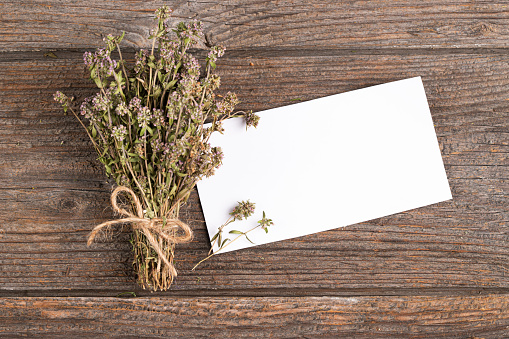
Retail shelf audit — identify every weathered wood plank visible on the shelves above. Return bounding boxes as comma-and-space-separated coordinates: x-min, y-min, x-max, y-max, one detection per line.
1, 295, 509, 338
0, 51, 507, 294
2, 1, 509, 50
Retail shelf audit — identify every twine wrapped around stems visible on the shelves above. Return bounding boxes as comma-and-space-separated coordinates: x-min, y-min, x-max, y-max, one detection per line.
87, 186, 193, 279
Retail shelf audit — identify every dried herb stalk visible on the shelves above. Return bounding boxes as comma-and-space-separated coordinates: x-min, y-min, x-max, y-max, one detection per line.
54, 6, 259, 290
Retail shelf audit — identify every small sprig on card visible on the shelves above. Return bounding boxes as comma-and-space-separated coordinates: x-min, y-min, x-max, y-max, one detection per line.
193, 201, 273, 270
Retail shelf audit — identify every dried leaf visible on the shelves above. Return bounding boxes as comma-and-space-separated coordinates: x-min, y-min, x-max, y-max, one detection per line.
43, 51, 58, 58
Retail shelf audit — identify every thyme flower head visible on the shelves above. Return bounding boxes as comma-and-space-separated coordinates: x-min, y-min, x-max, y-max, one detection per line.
91, 88, 116, 113
83, 48, 117, 76
53, 91, 72, 113
244, 110, 260, 128
80, 98, 94, 119
136, 106, 152, 128
155, 5, 173, 21
207, 45, 225, 64
230, 200, 256, 221
134, 49, 149, 74
128, 97, 142, 110
174, 20, 204, 44
112, 125, 127, 142
258, 211, 274, 233
115, 102, 129, 116
53, 91, 67, 104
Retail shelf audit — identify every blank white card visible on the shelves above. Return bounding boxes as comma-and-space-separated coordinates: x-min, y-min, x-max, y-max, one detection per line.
197, 77, 452, 253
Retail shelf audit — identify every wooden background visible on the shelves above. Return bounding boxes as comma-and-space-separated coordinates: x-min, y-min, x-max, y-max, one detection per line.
1, 0, 508, 337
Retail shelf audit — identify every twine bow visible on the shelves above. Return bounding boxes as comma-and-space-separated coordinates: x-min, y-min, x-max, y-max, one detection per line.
87, 186, 193, 278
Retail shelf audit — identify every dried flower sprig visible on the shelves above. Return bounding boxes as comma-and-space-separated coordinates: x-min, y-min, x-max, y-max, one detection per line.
258, 211, 274, 233
192, 201, 273, 270
54, 5, 260, 291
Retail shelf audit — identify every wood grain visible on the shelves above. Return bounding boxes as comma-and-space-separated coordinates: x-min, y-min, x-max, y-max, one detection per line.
2, 0, 509, 336
1, 295, 509, 338
0, 50, 507, 294
2, 1, 509, 50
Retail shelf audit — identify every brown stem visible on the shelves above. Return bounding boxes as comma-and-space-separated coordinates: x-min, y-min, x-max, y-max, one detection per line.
67, 105, 100, 154
115, 42, 129, 92
121, 147, 151, 210
143, 129, 155, 208
147, 37, 157, 109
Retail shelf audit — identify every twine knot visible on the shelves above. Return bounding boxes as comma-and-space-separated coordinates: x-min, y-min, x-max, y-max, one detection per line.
87, 186, 193, 278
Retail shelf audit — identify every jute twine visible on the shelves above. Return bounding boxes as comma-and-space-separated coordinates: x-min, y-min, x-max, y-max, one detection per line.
87, 186, 193, 278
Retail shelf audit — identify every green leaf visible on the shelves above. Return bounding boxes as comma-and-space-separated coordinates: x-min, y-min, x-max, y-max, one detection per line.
210, 232, 219, 243
175, 188, 191, 204
93, 76, 104, 89
176, 188, 190, 202
149, 133, 159, 142
167, 79, 177, 89
139, 126, 146, 136
107, 158, 118, 166
147, 62, 156, 69
115, 291, 136, 298
152, 87, 162, 98
264, 228, 269, 234
244, 234, 255, 244
118, 31, 125, 43
169, 184, 177, 197
146, 126, 154, 136
176, 171, 187, 178
43, 52, 58, 59
229, 230, 244, 235
220, 238, 230, 249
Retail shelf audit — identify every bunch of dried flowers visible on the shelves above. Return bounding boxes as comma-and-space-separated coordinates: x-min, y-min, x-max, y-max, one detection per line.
54, 6, 262, 290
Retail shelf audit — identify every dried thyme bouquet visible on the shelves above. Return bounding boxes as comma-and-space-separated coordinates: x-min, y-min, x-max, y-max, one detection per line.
54, 6, 259, 291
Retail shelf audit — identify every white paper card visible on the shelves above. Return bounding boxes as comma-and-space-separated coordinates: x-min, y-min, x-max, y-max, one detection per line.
197, 77, 452, 253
